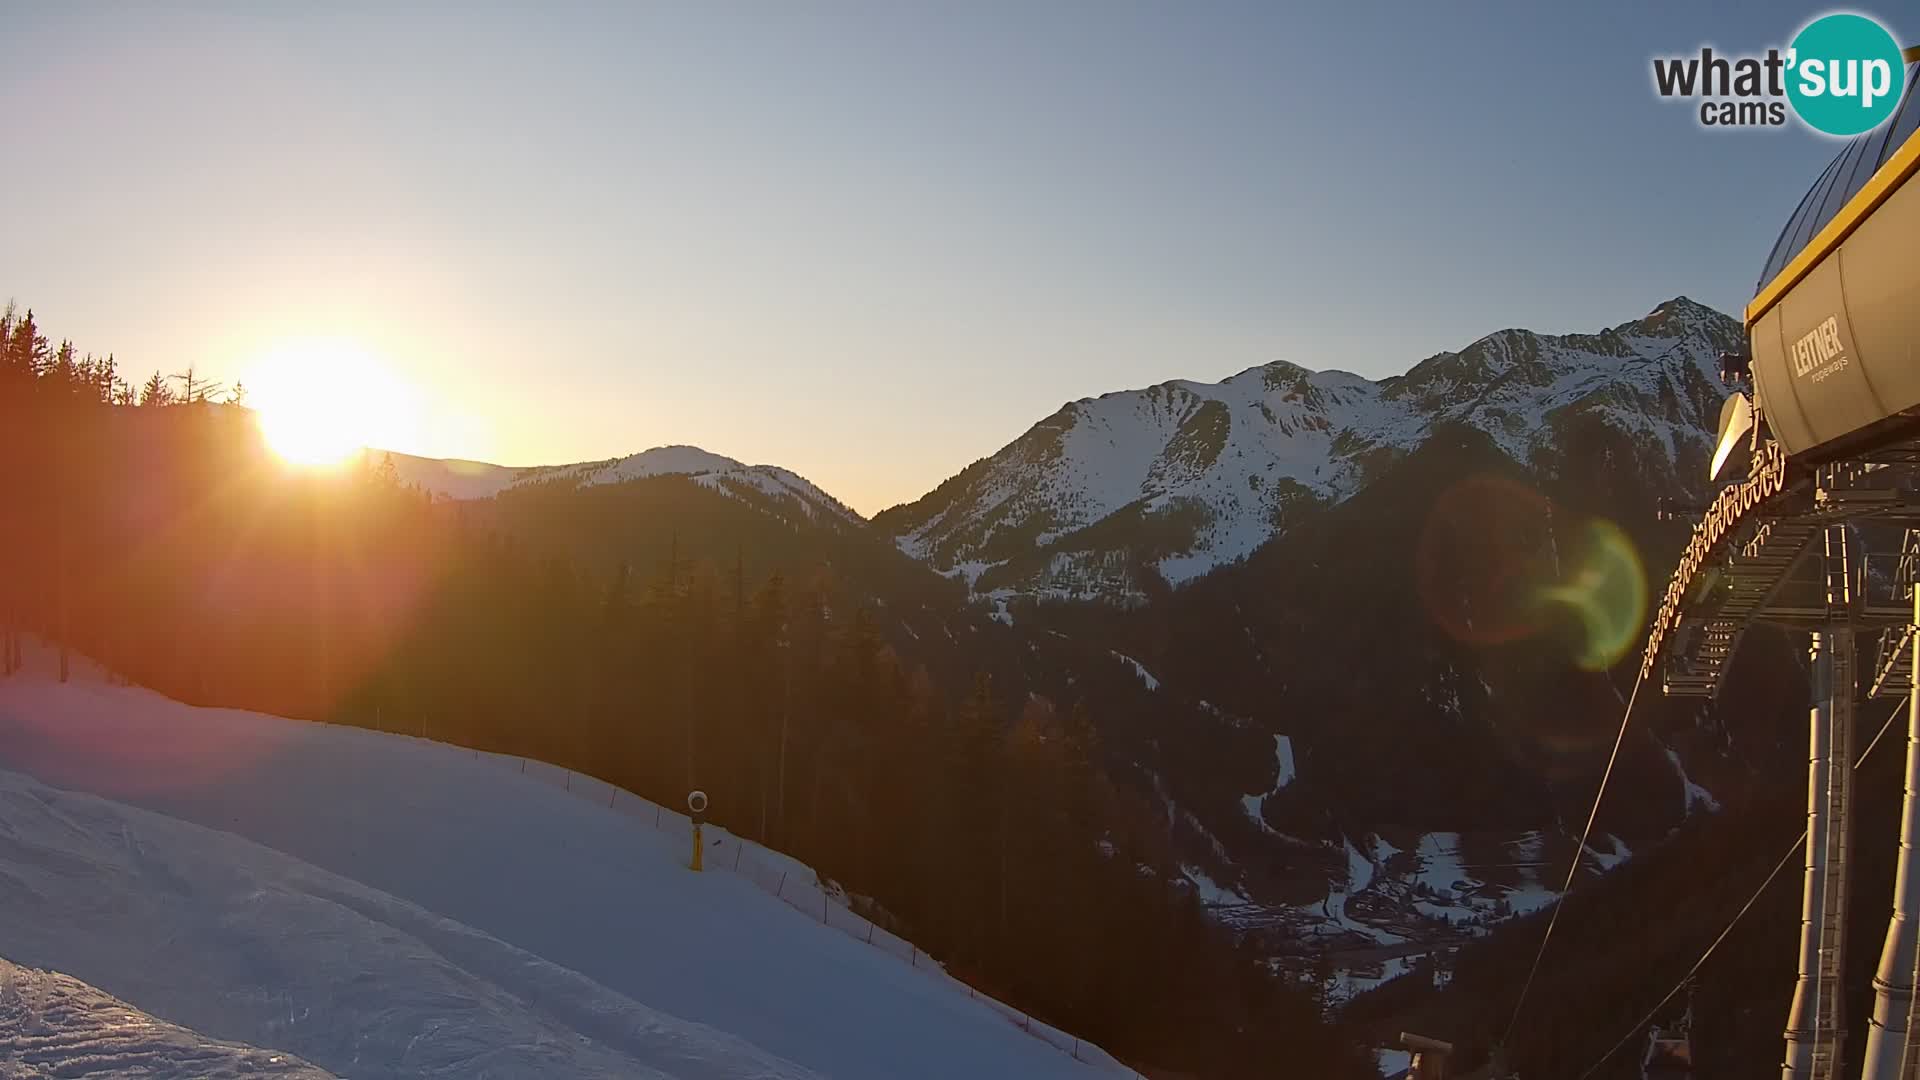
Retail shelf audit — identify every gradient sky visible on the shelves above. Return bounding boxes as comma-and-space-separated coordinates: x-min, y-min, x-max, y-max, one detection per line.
3, 2, 1887, 514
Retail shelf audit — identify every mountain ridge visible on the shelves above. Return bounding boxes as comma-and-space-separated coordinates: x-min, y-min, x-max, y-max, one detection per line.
380, 443, 864, 528
874, 296, 1742, 601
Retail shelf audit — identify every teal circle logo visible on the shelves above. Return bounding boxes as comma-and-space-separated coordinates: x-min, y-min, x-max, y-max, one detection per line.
1787, 13, 1907, 136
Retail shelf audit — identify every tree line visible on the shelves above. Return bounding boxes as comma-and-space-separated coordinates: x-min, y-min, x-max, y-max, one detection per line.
0, 304, 1376, 1079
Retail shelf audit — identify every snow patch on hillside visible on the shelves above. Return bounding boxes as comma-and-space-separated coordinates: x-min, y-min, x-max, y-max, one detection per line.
940, 560, 1006, 588
1372, 834, 1402, 864
1181, 866, 1251, 906
1109, 651, 1160, 690
1413, 833, 1474, 896
1345, 837, 1374, 893
1240, 794, 1274, 832
1509, 829, 1545, 864
1585, 835, 1634, 872
371, 453, 527, 500
1239, 735, 1298, 836
1664, 746, 1722, 815
385, 445, 860, 525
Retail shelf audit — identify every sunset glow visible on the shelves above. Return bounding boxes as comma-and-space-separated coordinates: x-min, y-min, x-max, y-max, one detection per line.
246, 340, 420, 467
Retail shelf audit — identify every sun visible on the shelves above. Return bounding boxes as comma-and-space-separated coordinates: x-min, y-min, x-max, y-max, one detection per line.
245, 340, 420, 468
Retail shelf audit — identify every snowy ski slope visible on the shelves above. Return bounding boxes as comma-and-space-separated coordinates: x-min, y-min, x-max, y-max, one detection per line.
0, 645, 1114, 1080
0, 764, 825, 1079
1, 955, 334, 1079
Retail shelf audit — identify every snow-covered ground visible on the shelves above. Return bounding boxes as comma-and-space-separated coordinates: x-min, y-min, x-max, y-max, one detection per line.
1, 956, 333, 1079
0, 765, 824, 1079
1316, 838, 1404, 948
0, 647, 1106, 1080
1246, 821, 1635, 1013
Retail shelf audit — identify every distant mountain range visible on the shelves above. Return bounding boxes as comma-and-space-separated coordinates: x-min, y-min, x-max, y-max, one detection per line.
375, 297, 1759, 975
393, 297, 1739, 605
384, 444, 861, 528
874, 296, 1741, 602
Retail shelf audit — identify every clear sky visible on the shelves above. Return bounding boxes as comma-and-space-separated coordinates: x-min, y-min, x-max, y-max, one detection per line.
2, 2, 1885, 514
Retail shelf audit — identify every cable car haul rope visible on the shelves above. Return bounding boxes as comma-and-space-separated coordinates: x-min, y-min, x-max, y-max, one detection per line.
1474, 51, 1920, 1080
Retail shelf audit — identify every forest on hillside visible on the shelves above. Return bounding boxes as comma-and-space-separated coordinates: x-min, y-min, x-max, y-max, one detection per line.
0, 304, 1378, 1080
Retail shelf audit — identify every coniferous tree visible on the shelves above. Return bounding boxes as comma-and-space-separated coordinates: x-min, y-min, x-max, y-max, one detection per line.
9, 309, 48, 379
47, 340, 78, 395
0, 303, 1380, 1079
139, 370, 173, 407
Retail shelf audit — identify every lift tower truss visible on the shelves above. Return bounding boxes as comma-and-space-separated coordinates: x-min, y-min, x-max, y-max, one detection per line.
1642, 449, 1920, 1080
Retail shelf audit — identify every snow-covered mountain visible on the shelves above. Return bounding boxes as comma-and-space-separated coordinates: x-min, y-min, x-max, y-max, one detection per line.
877, 297, 1741, 601
381, 444, 862, 527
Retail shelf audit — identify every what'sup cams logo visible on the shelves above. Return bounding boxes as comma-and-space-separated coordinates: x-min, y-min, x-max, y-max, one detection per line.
1652, 11, 1908, 135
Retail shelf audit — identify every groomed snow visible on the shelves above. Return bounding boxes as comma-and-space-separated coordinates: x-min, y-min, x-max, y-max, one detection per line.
0, 768, 815, 1079
0, 655, 1104, 1080
1, 956, 333, 1079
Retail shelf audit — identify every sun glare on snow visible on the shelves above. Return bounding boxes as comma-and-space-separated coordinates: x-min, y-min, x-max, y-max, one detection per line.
246, 340, 420, 467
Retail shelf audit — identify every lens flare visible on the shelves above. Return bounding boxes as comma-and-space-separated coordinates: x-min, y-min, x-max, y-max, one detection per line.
1419, 476, 1649, 672
1417, 474, 1558, 645
1537, 520, 1648, 671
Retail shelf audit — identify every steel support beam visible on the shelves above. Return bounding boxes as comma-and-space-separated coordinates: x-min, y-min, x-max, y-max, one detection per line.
1864, 588, 1920, 1079
1786, 627, 1857, 1080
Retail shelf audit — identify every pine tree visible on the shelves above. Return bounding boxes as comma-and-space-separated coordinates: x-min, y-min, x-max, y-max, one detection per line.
0, 303, 23, 404
96, 354, 119, 405
48, 341, 78, 395
9, 309, 48, 378
139, 370, 173, 407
